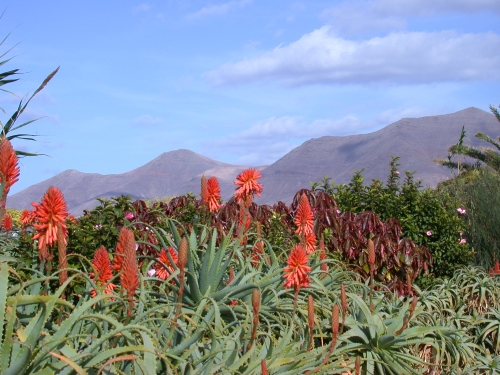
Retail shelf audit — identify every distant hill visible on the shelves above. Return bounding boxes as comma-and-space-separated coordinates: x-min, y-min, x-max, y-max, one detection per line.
7, 107, 499, 214
7, 149, 267, 215
257, 107, 499, 204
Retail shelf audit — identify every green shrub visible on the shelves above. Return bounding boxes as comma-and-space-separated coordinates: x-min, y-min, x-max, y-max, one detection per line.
437, 167, 500, 270
66, 195, 136, 259
316, 156, 474, 278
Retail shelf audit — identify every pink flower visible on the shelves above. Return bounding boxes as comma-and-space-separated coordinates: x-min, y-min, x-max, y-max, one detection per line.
124, 212, 135, 220
147, 268, 156, 277
457, 208, 466, 215
426, 231, 432, 236
395, 171, 400, 175
459, 238, 467, 244
459, 231, 463, 236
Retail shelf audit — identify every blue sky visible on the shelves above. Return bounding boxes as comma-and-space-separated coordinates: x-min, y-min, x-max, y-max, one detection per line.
2, 0, 499, 195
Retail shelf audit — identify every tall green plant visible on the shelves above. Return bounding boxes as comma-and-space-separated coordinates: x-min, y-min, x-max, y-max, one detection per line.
437, 167, 500, 269
0, 26, 59, 156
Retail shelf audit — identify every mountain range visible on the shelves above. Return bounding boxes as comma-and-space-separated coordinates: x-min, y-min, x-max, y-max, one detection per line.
7, 107, 499, 215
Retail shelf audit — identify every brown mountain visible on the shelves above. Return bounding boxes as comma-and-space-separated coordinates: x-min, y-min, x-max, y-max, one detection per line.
257, 107, 499, 204
7, 107, 498, 214
7, 149, 267, 215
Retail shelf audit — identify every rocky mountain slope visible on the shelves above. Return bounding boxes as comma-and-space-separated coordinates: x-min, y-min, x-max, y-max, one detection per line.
7, 107, 498, 214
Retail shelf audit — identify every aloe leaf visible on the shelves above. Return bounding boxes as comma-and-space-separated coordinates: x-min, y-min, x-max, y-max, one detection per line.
0, 279, 18, 373
84, 345, 154, 368
168, 219, 182, 247
6, 304, 46, 375
199, 231, 216, 295
0, 262, 9, 342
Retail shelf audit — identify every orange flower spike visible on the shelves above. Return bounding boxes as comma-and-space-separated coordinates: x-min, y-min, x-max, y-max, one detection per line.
304, 232, 317, 255
201, 175, 208, 204
57, 222, 68, 286
283, 245, 311, 290
32, 186, 69, 250
119, 228, 139, 313
112, 229, 128, 272
154, 247, 178, 280
207, 177, 221, 212
1, 213, 12, 232
294, 193, 314, 236
234, 168, 263, 204
20, 209, 34, 227
93, 246, 114, 285
0, 136, 20, 197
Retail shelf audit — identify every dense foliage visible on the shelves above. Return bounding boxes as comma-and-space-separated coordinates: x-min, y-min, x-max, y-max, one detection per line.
313, 156, 474, 278
437, 167, 500, 270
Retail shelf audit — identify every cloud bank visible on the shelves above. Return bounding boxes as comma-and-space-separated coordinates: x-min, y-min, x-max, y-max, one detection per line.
205, 27, 500, 86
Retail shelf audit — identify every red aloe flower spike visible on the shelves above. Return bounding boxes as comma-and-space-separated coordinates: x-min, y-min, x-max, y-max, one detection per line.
32, 186, 69, 252
0, 137, 20, 220
207, 177, 221, 212
112, 229, 128, 272
20, 209, 34, 227
201, 175, 208, 204
355, 356, 361, 375
177, 237, 188, 272
294, 193, 314, 236
91, 246, 115, 297
154, 247, 178, 280
119, 228, 139, 316
261, 360, 268, 375
1, 213, 12, 232
283, 245, 311, 290
368, 238, 376, 270
247, 288, 261, 351
495, 260, 500, 273
93, 246, 114, 285
304, 232, 316, 255
331, 304, 339, 347
234, 168, 263, 206
57, 222, 68, 286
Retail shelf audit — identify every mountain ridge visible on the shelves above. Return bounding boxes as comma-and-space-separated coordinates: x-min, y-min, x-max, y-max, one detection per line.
7, 107, 498, 215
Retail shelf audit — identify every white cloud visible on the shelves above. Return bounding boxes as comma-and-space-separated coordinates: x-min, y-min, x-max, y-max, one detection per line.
187, 0, 252, 20
205, 27, 500, 86
322, 0, 500, 35
132, 115, 164, 127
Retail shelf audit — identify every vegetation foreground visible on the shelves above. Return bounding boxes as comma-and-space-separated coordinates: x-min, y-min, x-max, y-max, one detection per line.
2, 129, 500, 374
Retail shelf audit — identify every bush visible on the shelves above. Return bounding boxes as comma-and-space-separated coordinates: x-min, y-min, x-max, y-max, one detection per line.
315, 156, 474, 278
437, 167, 500, 270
